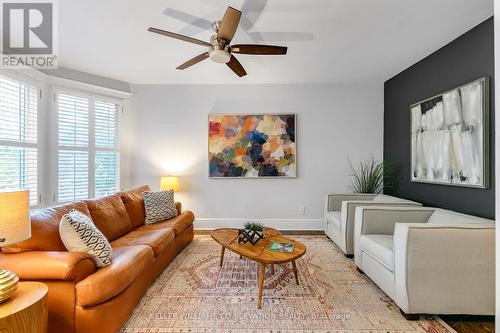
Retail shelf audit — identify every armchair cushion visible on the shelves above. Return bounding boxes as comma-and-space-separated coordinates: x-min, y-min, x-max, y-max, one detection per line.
0, 251, 96, 281
359, 234, 394, 271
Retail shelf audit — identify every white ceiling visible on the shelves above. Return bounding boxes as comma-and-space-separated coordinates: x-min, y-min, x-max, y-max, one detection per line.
58, 0, 493, 85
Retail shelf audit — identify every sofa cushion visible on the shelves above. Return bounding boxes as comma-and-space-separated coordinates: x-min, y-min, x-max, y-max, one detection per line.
118, 185, 151, 229
2, 201, 91, 253
359, 234, 394, 271
60, 209, 113, 267
111, 228, 175, 257
85, 194, 133, 241
136, 211, 194, 236
143, 190, 178, 225
76, 245, 154, 306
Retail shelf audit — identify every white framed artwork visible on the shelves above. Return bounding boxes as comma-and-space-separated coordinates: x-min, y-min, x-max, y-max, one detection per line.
410, 77, 489, 188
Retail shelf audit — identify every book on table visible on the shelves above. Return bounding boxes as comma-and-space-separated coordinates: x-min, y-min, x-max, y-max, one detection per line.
269, 242, 294, 253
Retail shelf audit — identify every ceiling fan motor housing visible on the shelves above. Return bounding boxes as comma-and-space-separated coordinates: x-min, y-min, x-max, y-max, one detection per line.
209, 37, 231, 64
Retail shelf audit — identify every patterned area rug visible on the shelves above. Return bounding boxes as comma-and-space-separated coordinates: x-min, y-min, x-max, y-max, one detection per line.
122, 235, 455, 332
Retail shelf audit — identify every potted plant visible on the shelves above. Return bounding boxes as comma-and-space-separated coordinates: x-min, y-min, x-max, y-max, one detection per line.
348, 156, 398, 193
238, 221, 265, 245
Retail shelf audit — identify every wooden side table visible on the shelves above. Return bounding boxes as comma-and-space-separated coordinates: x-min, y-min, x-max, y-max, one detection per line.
0, 281, 48, 333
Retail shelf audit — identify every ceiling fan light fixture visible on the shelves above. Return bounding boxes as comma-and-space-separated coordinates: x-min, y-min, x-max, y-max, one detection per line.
209, 49, 231, 64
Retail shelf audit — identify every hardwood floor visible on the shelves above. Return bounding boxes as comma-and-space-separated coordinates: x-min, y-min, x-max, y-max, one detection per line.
441, 315, 495, 333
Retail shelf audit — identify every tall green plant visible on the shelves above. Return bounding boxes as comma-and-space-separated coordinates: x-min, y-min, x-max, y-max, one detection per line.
348, 156, 398, 193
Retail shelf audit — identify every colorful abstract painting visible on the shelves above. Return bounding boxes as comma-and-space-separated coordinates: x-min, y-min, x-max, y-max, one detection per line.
208, 114, 296, 178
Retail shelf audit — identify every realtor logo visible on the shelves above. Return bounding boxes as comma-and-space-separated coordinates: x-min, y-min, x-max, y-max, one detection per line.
1, 0, 57, 68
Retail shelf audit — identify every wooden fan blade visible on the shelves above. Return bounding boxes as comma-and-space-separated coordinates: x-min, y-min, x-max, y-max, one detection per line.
148, 27, 211, 47
231, 44, 287, 55
218, 7, 241, 42
177, 52, 210, 70
226, 55, 247, 77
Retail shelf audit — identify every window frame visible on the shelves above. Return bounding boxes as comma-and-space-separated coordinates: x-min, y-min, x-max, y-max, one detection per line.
0, 72, 44, 208
53, 87, 123, 204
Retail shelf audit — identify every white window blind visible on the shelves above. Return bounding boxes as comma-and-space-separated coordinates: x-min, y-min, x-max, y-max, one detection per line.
0, 76, 39, 206
56, 92, 121, 203
57, 93, 90, 202
94, 100, 120, 198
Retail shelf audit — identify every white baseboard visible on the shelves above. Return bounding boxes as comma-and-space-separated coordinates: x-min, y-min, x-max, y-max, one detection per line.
194, 218, 326, 231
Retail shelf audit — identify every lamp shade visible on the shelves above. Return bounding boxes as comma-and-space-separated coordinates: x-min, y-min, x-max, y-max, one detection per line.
160, 176, 179, 192
0, 190, 30, 246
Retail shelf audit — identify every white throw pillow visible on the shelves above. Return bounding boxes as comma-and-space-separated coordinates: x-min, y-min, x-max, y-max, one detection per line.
59, 209, 112, 267
143, 190, 178, 225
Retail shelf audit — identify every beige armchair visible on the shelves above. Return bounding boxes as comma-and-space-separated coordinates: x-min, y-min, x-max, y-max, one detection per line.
353, 205, 495, 317
324, 194, 420, 256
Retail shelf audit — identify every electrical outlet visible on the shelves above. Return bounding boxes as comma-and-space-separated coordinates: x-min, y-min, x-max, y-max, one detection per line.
298, 206, 305, 215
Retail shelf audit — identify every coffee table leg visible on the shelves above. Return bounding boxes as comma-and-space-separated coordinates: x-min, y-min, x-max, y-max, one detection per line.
219, 247, 225, 267
270, 264, 275, 274
257, 263, 265, 309
292, 260, 299, 285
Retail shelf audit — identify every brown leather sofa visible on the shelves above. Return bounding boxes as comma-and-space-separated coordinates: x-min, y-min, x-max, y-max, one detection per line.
0, 185, 194, 333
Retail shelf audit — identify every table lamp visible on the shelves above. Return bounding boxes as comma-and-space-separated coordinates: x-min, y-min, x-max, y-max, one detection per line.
0, 189, 30, 303
160, 176, 179, 192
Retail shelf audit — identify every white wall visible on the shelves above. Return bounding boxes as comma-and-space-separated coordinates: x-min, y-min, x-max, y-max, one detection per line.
129, 83, 383, 230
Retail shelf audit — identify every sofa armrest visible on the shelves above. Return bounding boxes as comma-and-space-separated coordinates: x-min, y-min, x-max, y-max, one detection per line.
0, 251, 96, 282
339, 201, 421, 254
354, 206, 434, 236
175, 202, 182, 215
394, 223, 495, 314
325, 193, 376, 212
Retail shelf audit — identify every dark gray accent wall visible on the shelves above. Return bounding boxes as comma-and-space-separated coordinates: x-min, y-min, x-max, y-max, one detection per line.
384, 17, 494, 219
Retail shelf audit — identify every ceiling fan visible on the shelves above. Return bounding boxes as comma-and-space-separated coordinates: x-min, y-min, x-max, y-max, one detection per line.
148, 6, 288, 77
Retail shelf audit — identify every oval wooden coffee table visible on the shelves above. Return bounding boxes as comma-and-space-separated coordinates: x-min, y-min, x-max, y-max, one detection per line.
211, 227, 306, 309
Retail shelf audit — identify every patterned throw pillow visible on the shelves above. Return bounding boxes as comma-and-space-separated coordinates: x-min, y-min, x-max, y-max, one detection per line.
143, 190, 178, 225
59, 209, 112, 267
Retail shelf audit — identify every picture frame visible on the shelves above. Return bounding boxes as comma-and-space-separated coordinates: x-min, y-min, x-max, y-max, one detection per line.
208, 113, 297, 178
409, 77, 489, 188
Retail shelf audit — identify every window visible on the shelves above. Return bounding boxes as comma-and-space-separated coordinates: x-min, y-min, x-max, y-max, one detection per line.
0, 75, 39, 206
56, 91, 121, 203
94, 100, 121, 198
57, 93, 89, 202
